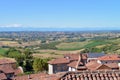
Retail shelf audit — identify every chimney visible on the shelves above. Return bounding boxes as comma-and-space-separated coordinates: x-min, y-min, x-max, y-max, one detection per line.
28, 75, 30, 79
66, 56, 70, 59
76, 54, 81, 69
118, 63, 120, 70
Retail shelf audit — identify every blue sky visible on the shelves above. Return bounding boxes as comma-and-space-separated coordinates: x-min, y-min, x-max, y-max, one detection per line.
0, 0, 120, 30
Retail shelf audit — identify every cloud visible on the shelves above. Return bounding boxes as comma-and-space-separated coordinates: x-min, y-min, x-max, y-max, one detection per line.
0, 24, 23, 27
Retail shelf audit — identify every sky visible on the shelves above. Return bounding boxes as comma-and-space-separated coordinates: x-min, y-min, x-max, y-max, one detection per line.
0, 0, 120, 30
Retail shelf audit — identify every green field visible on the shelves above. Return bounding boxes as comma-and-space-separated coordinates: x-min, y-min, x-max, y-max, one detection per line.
56, 39, 117, 51
0, 48, 8, 55
83, 41, 110, 48
56, 41, 91, 50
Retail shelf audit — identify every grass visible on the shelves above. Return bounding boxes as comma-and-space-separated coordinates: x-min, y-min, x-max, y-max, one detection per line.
0, 48, 8, 55
33, 49, 83, 58
56, 41, 91, 51
83, 41, 110, 48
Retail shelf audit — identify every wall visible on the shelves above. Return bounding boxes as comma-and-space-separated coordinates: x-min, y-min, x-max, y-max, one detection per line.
48, 64, 53, 74
53, 63, 68, 73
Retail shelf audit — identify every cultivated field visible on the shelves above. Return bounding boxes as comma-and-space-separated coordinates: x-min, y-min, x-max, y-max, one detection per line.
0, 48, 8, 55
33, 49, 84, 58
56, 41, 91, 50
0, 41, 19, 47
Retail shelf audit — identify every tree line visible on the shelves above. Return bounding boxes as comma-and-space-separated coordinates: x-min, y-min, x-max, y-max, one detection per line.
4, 48, 51, 74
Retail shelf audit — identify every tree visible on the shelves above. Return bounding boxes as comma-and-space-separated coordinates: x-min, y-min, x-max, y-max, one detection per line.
6, 48, 25, 67
33, 58, 50, 72
33, 58, 43, 72
23, 49, 33, 72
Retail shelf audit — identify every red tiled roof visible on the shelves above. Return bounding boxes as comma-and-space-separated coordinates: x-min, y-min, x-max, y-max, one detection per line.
67, 61, 83, 68
0, 58, 16, 65
64, 54, 79, 61
48, 53, 87, 65
60, 70, 120, 80
39, 74, 59, 80
48, 58, 70, 64
86, 61, 111, 71
98, 54, 120, 61
14, 73, 60, 80
67, 61, 78, 68
0, 65, 14, 73
105, 63, 119, 69
0, 73, 7, 80
86, 61, 101, 70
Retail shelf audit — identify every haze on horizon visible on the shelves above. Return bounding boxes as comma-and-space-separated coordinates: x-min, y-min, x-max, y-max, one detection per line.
0, 0, 120, 30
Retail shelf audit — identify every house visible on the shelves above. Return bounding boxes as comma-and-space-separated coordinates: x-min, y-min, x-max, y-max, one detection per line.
96, 54, 120, 70
98, 54, 120, 64
86, 54, 120, 71
0, 58, 23, 80
48, 53, 120, 74
48, 53, 87, 74
48, 57, 70, 74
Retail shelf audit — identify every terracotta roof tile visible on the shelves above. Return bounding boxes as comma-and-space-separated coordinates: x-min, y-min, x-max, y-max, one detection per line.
86, 61, 101, 70
0, 65, 14, 73
67, 61, 84, 68
48, 58, 70, 64
98, 54, 120, 61
0, 58, 16, 65
14, 73, 60, 80
86, 61, 111, 71
67, 61, 78, 68
64, 54, 79, 61
60, 70, 120, 80
0, 73, 7, 80
105, 63, 119, 69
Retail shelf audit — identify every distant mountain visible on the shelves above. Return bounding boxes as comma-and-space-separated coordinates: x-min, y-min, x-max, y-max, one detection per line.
0, 27, 120, 31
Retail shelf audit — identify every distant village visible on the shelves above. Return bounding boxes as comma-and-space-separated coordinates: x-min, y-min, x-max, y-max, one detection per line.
1, 52, 120, 80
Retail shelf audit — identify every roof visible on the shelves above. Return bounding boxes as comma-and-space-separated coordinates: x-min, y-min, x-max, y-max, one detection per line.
48, 58, 70, 64
60, 70, 120, 80
64, 54, 79, 61
0, 58, 16, 65
0, 73, 7, 80
48, 53, 87, 65
105, 63, 119, 69
86, 61, 101, 70
67, 61, 83, 68
98, 54, 120, 61
0, 65, 14, 73
88, 53, 105, 58
67, 61, 78, 68
14, 73, 60, 80
86, 61, 111, 71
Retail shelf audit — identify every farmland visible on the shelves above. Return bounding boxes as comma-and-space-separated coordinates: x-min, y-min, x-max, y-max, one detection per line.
0, 48, 8, 55
56, 41, 91, 50
0, 31, 120, 58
